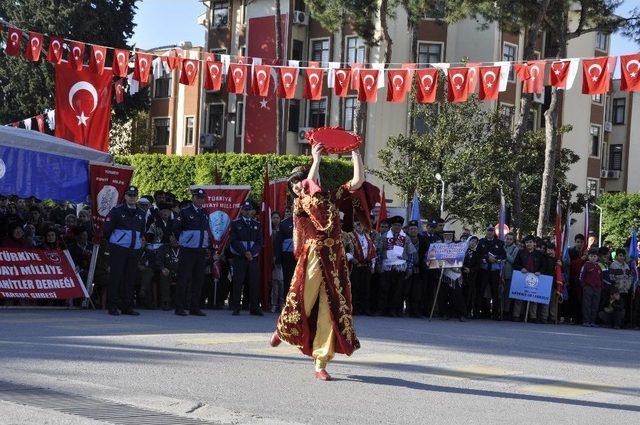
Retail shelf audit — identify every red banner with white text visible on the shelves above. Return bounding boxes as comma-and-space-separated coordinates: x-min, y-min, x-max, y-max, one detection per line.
89, 163, 134, 243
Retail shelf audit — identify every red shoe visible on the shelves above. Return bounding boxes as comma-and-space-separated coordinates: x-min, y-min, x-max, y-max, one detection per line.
269, 331, 281, 347
314, 369, 332, 381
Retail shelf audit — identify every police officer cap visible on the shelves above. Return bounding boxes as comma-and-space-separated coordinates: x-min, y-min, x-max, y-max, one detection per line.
124, 186, 138, 196
241, 201, 255, 210
389, 215, 404, 225
408, 220, 420, 228
486, 224, 495, 231
191, 188, 206, 198
428, 218, 438, 227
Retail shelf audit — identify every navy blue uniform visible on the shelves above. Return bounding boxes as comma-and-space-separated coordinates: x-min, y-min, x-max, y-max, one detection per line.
278, 216, 295, 295
477, 236, 507, 319
173, 204, 210, 313
103, 204, 146, 312
229, 216, 263, 313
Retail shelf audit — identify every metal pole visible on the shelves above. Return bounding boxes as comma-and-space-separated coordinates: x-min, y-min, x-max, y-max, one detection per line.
440, 180, 445, 217
594, 204, 603, 246
429, 266, 445, 321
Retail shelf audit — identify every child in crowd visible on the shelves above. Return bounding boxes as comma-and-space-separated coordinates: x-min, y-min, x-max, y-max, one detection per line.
580, 248, 603, 327
599, 288, 625, 329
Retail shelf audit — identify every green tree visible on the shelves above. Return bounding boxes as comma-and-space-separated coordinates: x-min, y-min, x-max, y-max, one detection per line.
599, 193, 640, 248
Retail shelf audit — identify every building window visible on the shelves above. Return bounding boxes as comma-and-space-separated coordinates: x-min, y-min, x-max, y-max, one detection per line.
592, 93, 602, 104
307, 98, 327, 128
587, 179, 598, 198
212, 2, 229, 29
184, 117, 195, 146
502, 43, 518, 81
596, 32, 608, 51
417, 42, 442, 66
343, 97, 357, 131
590, 125, 601, 157
310, 38, 329, 64
210, 47, 226, 56
207, 104, 225, 137
346, 36, 366, 64
288, 100, 300, 133
154, 73, 172, 98
293, 0, 305, 11
612, 98, 625, 124
235, 101, 244, 137
424, 1, 446, 19
609, 144, 623, 171
153, 118, 170, 146
292, 40, 304, 61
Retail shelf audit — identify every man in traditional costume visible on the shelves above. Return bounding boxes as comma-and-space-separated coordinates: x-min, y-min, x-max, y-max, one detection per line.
269, 143, 377, 381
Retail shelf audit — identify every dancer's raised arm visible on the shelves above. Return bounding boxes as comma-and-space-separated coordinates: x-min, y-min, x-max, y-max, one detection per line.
349, 149, 365, 191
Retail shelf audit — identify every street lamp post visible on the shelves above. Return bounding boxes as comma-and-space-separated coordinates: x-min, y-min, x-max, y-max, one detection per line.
593, 204, 603, 246
435, 173, 445, 218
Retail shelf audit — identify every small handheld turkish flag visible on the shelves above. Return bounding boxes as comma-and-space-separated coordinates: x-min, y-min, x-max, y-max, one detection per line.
204, 60, 223, 91
333, 69, 351, 97
134, 52, 152, 85
358, 69, 379, 103
620, 54, 640, 92
386, 69, 411, 102
416, 68, 438, 104
227, 64, 247, 94
24, 32, 43, 62
114, 79, 125, 103
350, 63, 363, 91
112, 49, 130, 78
55, 63, 113, 152
180, 59, 199, 86
478, 66, 501, 100
68, 41, 86, 71
549, 60, 570, 88
466, 63, 481, 93
251, 65, 271, 96
303, 68, 323, 100
522, 61, 545, 94
277, 67, 298, 99
89, 45, 107, 75
582, 57, 610, 95
5, 28, 22, 56
47, 36, 64, 64
447, 67, 469, 102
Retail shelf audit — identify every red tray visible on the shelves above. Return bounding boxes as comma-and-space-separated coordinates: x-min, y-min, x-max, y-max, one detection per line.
304, 127, 362, 154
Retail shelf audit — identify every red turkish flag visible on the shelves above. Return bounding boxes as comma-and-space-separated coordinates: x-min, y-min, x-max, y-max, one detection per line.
114, 79, 125, 103
251, 65, 271, 96
358, 70, 379, 102
5, 28, 22, 56
514, 63, 530, 81
68, 41, 85, 71
163, 48, 183, 70
24, 32, 43, 62
204, 60, 223, 91
179, 59, 199, 86
277, 67, 298, 99
466, 62, 481, 93
89, 45, 107, 75
478, 66, 501, 100
112, 49, 130, 77
227, 64, 247, 94
386, 69, 411, 102
402, 63, 417, 84
447, 67, 469, 102
134, 53, 152, 85
333, 68, 351, 97
549, 60, 570, 88
35, 115, 45, 133
303, 68, 323, 100
47, 36, 64, 64
620, 54, 640, 92
351, 63, 363, 91
416, 68, 438, 104
236, 56, 249, 64
522, 60, 545, 94
582, 57, 610, 95
307, 61, 320, 68
55, 63, 113, 152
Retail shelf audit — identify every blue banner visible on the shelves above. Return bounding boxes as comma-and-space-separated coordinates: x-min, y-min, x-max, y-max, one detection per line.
509, 271, 553, 305
0, 145, 89, 202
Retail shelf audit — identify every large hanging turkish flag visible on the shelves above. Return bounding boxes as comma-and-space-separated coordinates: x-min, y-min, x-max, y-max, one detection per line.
478, 66, 501, 100
582, 57, 610, 95
24, 32, 43, 62
447, 67, 469, 102
620, 54, 640, 92
277, 67, 298, 98
416, 68, 438, 104
55, 64, 113, 152
387, 69, 411, 102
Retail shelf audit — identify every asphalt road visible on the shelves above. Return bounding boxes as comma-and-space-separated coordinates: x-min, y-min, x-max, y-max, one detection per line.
0, 308, 639, 424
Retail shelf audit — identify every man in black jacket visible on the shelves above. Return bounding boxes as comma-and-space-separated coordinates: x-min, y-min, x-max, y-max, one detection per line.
512, 235, 543, 321
477, 224, 506, 320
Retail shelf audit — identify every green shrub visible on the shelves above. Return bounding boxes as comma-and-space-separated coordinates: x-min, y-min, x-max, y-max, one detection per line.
599, 193, 640, 248
115, 153, 353, 202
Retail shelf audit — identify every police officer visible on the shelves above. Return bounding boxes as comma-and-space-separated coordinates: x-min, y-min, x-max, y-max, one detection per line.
279, 209, 295, 296
477, 224, 507, 320
103, 185, 146, 316
173, 188, 210, 316
229, 201, 263, 316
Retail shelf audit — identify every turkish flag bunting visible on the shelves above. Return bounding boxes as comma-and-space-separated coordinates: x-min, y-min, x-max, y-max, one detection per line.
227, 64, 247, 94
204, 60, 223, 91
478, 66, 501, 100
522, 61, 545, 94
202, 52, 214, 66
251, 65, 271, 96
620, 54, 640, 92
89, 45, 107, 75
24, 32, 43, 62
386, 69, 411, 102
179, 59, 199, 86
466, 62, 481, 93
447, 67, 470, 102
402, 63, 417, 83
549, 60, 570, 88
358, 69, 379, 102
47, 36, 64, 64
35, 115, 46, 133
277, 67, 299, 99
307, 61, 320, 68
54, 63, 113, 152
333, 69, 351, 97
582, 56, 610, 95
514, 63, 530, 81
112, 49, 130, 77
350, 63, 363, 91
5, 28, 22, 56
134, 53, 152, 85
114, 79, 125, 103
163, 48, 183, 70
303, 68, 323, 100
416, 68, 438, 104
68, 41, 86, 71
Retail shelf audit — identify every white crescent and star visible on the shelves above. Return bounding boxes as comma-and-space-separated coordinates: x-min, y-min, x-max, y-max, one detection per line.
283, 72, 293, 88
209, 63, 219, 76
483, 71, 496, 88
52, 39, 61, 52
309, 72, 320, 88
452, 73, 465, 90
421, 74, 434, 90
392, 74, 404, 90
30, 37, 40, 50
625, 59, 640, 78
72, 46, 82, 60
259, 99, 269, 109
139, 58, 148, 73
256, 70, 267, 85
10, 32, 19, 45
588, 63, 603, 82
68, 81, 98, 127
529, 65, 540, 80
233, 67, 244, 82
363, 74, 375, 90
552, 62, 566, 76
94, 49, 104, 64
185, 60, 195, 76
117, 52, 126, 65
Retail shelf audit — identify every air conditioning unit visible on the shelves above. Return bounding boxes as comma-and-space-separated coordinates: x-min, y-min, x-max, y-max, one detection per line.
600, 169, 608, 178
533, 91, 545, 104
297, 127, 312, 143
293, 11, 308, 25
604, 121, 613, 132
607, 170, 621, 179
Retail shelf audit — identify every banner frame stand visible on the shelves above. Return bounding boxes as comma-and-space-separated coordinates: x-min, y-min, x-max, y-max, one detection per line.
429, 264, 445, 321
83, 243, 100, 309
62, 249, 94, 309
524, 301, 530, 323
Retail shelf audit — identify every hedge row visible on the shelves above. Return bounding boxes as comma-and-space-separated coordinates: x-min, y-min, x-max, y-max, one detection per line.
115, 153, 353, 202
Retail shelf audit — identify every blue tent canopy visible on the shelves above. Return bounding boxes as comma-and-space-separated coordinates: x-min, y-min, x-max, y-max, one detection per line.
0, 126, 112, 202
